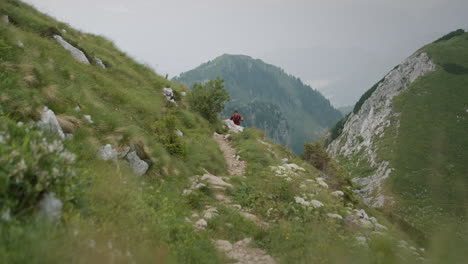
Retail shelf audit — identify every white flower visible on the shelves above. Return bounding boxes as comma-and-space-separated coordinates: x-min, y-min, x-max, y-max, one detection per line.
310, 200, 324, 209
294, 197, 311, 206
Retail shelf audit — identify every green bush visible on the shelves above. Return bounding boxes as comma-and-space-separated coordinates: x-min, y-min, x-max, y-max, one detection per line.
434, 29, 465, 43
153, 115, 187, 157
0, 118, 83, 219
303, 142, 331, 171
188, 78, 230, 123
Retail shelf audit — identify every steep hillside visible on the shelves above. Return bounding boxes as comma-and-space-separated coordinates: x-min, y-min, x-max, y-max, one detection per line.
327, 30, 468, 251
174, 54, 342, 154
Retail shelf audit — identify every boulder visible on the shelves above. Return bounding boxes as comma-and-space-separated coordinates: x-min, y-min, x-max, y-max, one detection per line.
310, 200, 324, 209
126, 151, 149, 176
38, 193, 63, 222
97, 144, 118, 160
53, 35, 90, 64
37, 107, 65, 138
17, 41, 24, 48
224, 119, 244, 133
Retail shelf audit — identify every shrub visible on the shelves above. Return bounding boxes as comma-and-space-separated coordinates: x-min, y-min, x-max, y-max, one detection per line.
434, 29, 465, 43
303, 142, 331, 171
153, 115, 186, 157
0, 118, 83, 219
188, 78, 230, 123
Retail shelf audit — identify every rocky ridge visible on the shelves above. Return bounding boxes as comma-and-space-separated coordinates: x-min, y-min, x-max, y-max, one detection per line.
328, 52, 436, 207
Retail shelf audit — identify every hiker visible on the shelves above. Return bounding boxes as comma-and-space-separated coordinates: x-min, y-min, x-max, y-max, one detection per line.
230, 110, 244, 126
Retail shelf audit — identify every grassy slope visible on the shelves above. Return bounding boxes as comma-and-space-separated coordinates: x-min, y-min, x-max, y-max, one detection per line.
377, 33, 468, 249
0, 1, 227, 263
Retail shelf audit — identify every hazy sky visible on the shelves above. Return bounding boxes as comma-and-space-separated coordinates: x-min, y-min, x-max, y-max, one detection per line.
25, 0, 468, 106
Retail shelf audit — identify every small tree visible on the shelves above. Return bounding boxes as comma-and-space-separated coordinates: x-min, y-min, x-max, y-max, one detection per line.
188, 78, 230, 123
303, 142, 331, 171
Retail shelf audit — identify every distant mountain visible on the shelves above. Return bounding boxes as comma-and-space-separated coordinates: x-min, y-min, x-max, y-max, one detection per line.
328, 29, 468, 243
174, 54, 342, 153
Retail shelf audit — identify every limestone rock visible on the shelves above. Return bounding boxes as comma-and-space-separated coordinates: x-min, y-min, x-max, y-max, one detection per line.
37, 107, 65, 139
195, 218, 207, 229
38, 193, 63, 222
17, 41, 24, 48
53, 35, 90, 64
175, 129, 183, 137
214, 240, 233, 252
163, 88, 176, 103
83, 114, 94, 124
94, 57, 106, 69
224, 119, 243, 133
201, 173, 233, 189
328, 53, 436, 208
97, 144, 118, 160
126, 151, 149, 176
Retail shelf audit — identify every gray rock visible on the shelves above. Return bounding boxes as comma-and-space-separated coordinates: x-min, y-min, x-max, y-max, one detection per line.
53, 35, 90, 64
38, 193, 63, 222
37, 107, 65, 138
162, 87, 176, 103
117, 146, 131, 159
126, 151, 149, 176
97, 144, 118, 160
94, 57, 106, 69
17, 41, 24, 48
175, 129, 183, 137
195, 218, 207, 229
181, 92, 187, 96
83, 114, 94, 124
1, 15, 9, 24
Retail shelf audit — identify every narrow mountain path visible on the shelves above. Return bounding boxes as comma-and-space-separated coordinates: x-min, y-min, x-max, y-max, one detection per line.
210, 132, 276, 264
213, 133, 245, 176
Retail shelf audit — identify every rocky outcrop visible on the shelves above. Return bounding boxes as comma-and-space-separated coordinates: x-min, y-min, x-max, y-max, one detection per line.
53, 35, 90, 64
37, 107, 65, 139
328, 52, 436, 207
224, 119, 243, 133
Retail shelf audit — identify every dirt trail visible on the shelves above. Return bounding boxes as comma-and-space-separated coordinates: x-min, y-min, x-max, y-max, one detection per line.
213, 133, 246, 177
210, 132, 276, 264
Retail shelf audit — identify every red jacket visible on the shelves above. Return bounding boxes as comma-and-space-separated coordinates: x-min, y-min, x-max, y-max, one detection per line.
230, 113, 243, 126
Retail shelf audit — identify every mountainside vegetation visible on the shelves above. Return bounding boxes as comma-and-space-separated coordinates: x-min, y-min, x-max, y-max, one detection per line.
327, 29, 468, 260
173, 54, 342, 154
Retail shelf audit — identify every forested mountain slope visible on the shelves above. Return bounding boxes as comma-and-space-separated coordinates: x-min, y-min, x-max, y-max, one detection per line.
174, 54, 342, 154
